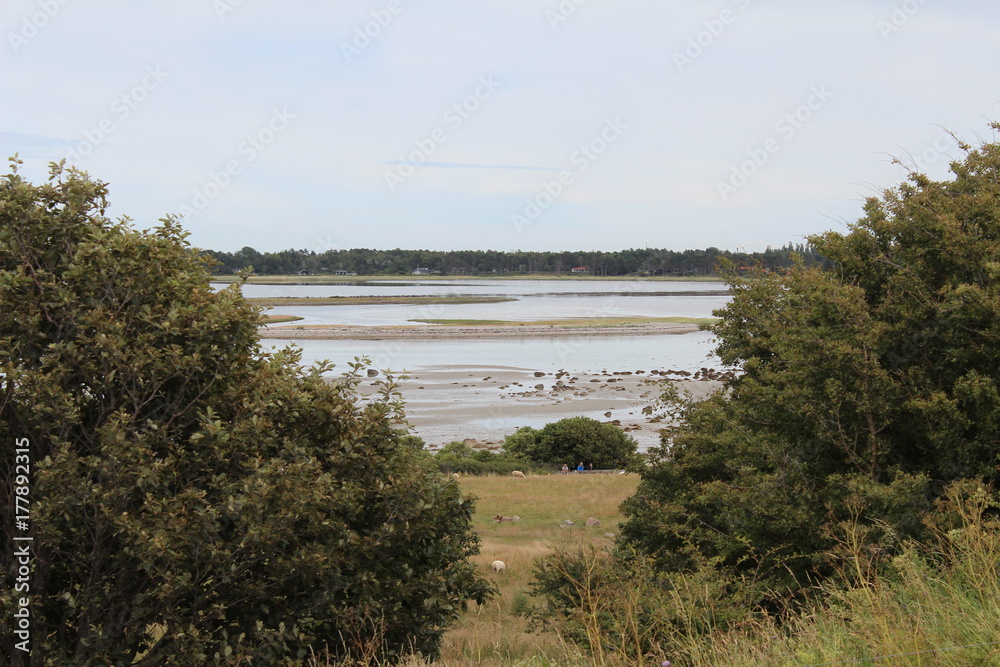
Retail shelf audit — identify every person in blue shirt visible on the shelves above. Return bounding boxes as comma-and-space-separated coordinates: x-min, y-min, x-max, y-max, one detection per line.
576, 462, 585, 472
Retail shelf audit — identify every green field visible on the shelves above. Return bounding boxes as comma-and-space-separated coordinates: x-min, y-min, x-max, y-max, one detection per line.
425, 475, 1000, 667
438, 473, 640, 666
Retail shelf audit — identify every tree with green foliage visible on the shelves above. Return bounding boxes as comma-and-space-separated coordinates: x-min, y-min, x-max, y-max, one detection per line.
0, 159, 490, 665
618, 128, 1000, 608
429, 441, 531, 476
503, 417, 639, 469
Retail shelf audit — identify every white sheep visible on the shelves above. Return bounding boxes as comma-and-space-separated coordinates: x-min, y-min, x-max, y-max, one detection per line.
491, 560, 506, 573
511, 470, 526, 478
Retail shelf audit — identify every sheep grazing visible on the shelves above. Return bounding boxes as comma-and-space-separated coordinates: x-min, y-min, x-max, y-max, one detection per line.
491, 560, 506, 573
511, 470, 526, 478
585, 517, 601, 527
494, 514, 519, 523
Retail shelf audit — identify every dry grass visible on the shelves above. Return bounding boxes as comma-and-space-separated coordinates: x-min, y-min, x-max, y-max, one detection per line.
437, 473, 640, 665
261, 314, 304, 323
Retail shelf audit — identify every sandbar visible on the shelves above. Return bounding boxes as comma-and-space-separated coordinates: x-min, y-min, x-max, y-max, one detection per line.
259, 322, 700, 340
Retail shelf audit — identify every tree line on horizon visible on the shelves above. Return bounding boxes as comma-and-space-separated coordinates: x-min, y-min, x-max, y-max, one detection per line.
200, 243, 828, 276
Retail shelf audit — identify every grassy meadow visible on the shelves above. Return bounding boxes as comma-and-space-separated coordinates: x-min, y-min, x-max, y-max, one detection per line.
439, 473, 640, 665
354, 474, 1000, 667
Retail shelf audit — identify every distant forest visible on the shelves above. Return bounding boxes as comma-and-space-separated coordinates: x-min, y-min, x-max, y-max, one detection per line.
201, 243, 828, 277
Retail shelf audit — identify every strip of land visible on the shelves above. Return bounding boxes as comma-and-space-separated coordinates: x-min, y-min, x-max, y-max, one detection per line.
258, 320, 703, 340
213, 274, 723, 284
248, 295, 516, 306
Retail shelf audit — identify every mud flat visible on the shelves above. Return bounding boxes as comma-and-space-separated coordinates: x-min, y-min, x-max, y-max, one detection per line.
352, 364, 727, 451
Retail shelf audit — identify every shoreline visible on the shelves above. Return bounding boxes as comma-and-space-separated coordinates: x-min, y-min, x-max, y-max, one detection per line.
347, 364, 726, 450
258, 322, 701, 340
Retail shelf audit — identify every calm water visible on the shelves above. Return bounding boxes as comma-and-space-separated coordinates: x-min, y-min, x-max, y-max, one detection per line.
269, 330, 723, 376
236, 279, 733, 374
227, 279, 730, 327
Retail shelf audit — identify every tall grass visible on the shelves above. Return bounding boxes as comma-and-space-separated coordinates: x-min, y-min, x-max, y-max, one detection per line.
296, 480, 999, 666
439, 474, 639, 666
531, 482, 1000, 667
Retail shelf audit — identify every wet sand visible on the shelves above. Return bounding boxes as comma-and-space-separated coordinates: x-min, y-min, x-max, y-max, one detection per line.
260, 322, 700, 340
354, 364, 725, 451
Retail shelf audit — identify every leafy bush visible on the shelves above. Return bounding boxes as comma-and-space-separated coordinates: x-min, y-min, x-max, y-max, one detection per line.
532, 484, 1000, 665
503, 417, 639, 469
432, 441, 538, 476
0, 160, 491, 664
619, 127, 1000, 610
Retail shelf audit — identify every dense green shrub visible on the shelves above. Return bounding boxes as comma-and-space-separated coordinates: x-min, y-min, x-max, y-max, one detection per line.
0, 160, 491, 665
619, 128, 1000, 610
532, 483, 1000, 665
502, 417, 639, 469
432, 441, 538, 476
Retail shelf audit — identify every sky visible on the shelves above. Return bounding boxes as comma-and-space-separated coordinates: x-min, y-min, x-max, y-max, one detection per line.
3, 1, 999, 254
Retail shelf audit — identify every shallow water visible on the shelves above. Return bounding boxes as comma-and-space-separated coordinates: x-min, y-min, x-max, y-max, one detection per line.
248, 280, 733, 448
229, 278, 731, 327
265, 330, 724, 376
233, 278, 727, 298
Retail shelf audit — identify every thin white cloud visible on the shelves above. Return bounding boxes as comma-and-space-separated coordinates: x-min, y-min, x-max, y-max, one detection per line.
2, 0, 998, 251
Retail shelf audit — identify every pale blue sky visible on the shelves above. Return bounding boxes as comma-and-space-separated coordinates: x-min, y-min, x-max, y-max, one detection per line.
3, 1, 999, 253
